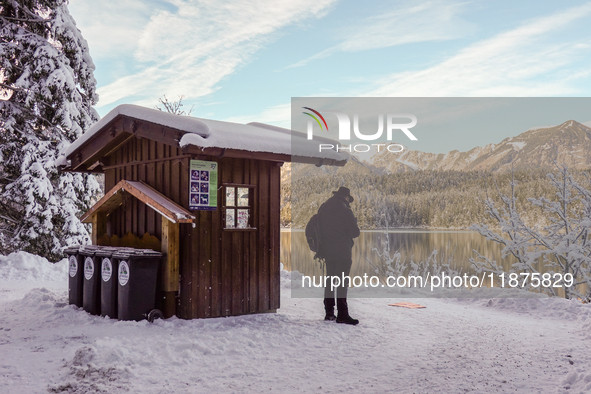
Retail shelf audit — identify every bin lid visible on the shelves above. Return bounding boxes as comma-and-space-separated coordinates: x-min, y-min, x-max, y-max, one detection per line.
95, 246, 119, 257
78, 245, 101, 256
112, 248, 163, 259
63, 245, 81, 254
137, 249, 163, 256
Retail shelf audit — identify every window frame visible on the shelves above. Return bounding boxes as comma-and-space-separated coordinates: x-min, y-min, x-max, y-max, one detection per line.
222, 183, 256, 231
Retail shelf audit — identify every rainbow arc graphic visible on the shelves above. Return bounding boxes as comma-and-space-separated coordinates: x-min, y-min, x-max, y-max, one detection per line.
302, 107, 328, 132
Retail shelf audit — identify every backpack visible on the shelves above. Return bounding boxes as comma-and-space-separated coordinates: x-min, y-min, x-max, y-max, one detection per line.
305, 213, 321, 253
305, 207, 324, 260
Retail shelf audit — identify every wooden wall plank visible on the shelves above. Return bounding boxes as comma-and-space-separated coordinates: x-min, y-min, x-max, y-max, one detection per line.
231, 158, 244, 315
155, 142, 164, 240
105, 169, 115, 193
230, 231, 241, 315
115, 146, 123, 237
221, 158, 233, 316
163, 145, 171, 200
269, 163, 281, 310
171, 149, 180, 206
137, 140, 146, 236
179, 224, 192, 319
258, 160, 270, 311
211, 165, 222, 317
249, 160, 258, 313
198, 210, 212, 318
133, 138, 140, 235
124, 143, 132, 236
91, 213, 107, 245
140, 140, 147, 235
242, 159, 251, 313
145, 139, 156, 235
180, 156, 189, 209
221, 230, 232, 317
104, 147, 116, 237
190, 213, 200, 319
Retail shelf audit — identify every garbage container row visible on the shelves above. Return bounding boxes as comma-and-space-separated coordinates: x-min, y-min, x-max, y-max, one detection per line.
64, 245, 163, 322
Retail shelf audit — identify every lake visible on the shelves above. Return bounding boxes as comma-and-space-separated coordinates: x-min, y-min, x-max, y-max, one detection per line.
281, 229, 527, 279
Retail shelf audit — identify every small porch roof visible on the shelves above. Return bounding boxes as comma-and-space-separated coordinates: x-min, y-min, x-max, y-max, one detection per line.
81, 180, 195, 224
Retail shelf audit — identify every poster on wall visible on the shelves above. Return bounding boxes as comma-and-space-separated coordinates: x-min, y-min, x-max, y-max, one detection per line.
189, 160, 218, 211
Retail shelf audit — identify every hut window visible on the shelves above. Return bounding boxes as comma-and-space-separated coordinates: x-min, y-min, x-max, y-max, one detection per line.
223, 185, 254, 229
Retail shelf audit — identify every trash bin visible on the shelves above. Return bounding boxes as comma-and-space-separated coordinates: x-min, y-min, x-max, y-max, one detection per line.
65, 245, 83, 308
98, 246, 120, 318
114, 248, 163, 322
79, 245, 102, 315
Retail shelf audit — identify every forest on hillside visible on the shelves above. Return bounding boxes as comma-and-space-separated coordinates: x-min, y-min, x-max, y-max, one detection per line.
281, 167, 591, 230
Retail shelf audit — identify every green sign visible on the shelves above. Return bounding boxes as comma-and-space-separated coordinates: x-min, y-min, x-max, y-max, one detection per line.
189, 160, 218, 211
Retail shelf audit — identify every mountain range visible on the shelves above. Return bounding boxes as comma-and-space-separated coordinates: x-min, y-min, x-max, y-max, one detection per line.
370, 120, 591, 173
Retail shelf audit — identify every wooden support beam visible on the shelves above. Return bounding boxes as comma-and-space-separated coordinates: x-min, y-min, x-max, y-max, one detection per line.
161, 217, 180, 291
161, 217, 180, 317
91, 213, 107, 245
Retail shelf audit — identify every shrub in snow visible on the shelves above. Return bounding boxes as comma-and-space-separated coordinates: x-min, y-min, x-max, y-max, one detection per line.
470, 166, 591, 300
369, 214, 461, 283
0, 0, 100, 261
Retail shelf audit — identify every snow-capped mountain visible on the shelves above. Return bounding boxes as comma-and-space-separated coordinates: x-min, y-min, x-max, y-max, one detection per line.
371, 120, 591, 173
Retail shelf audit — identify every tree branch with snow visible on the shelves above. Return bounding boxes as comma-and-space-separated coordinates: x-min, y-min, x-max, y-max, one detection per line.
470, 165, 591, 300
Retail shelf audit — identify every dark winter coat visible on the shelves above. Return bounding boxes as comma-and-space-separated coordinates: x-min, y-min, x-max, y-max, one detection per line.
318, 195, 360, 260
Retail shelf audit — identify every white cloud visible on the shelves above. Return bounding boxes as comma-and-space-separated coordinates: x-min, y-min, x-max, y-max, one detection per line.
91, 0, 337, 108
69, 0, 154, 59
224, 103, 292, 128
366, 3, 591, 96
286, 1, 472, 69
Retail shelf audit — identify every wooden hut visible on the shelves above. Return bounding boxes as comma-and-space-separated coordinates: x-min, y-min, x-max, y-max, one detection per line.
63, 104, 347, 319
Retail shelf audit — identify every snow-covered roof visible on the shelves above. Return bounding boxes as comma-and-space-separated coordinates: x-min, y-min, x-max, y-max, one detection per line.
65, 104, 348, 166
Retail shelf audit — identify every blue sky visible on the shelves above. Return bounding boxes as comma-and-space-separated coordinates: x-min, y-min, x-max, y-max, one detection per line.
68, 0, 591, 152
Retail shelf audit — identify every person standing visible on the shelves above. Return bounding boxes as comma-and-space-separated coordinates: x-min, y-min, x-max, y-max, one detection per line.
318, 187, 360, 325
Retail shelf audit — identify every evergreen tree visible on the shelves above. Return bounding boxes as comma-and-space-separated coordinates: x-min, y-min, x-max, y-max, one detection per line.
0, 0, 100, 261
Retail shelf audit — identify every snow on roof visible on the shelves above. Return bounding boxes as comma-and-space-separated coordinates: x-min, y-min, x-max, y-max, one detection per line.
126, 181, 194, 223
65, 104, 348, 163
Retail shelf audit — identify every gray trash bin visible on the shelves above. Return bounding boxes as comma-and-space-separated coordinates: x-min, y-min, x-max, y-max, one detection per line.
114, 248, 163, 322
98, 247, 120, 318
65, 245, 83, 307
79, 245, 102, 315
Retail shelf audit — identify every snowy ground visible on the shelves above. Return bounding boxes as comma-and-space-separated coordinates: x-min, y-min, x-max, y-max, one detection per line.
1, 252, 591, 393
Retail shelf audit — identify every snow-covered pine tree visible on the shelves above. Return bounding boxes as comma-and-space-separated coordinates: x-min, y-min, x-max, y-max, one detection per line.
0, 0, 100, 261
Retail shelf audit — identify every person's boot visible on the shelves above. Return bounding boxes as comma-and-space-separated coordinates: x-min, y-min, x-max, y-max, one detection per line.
336, 298, 359, 325
324, 298, 336, 321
